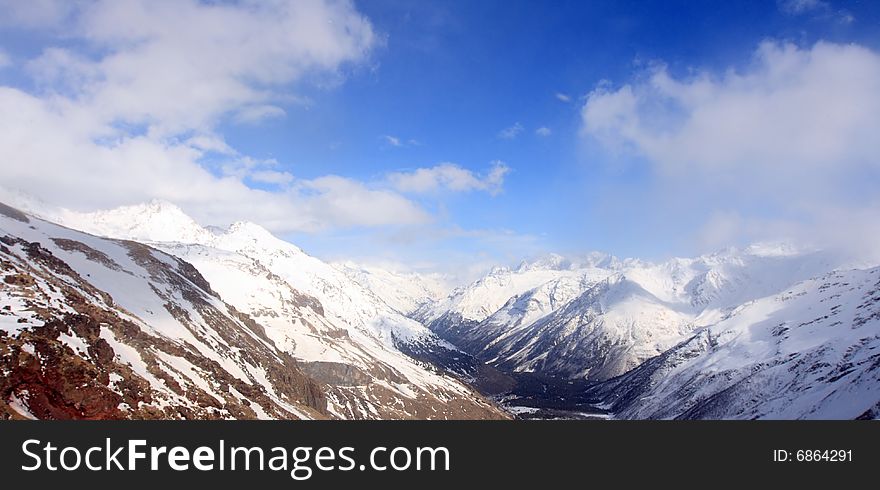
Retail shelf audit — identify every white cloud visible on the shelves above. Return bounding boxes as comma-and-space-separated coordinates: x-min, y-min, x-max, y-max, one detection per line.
16, 0, 377, 133
838, 12, 855, 24
778, 0, 827, 14
498, 122, 524, 139
184, 134, 237, 155
249, 170, 295, 186
381, 135, 421, 147
0, 0, 76, 28
0, 1, 440, 233
234, 105, 287, 125
535, 126, 551, 136
778, 0, 853, 23
388, 161, 510, 196
555, 92, 572, 102
580, 40, 880, 254
382, 135, 402, 147
0, 49, 10, 68
299, 176, 430, 229
583, 41, 880, 176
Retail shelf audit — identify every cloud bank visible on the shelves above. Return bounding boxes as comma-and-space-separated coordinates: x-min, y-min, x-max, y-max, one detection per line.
580, 41, 880, 258
388, 162, 510, 196
0, 0, 485, 234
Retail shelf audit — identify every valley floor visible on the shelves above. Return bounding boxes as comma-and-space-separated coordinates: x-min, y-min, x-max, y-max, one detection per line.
481, 372, 613, 420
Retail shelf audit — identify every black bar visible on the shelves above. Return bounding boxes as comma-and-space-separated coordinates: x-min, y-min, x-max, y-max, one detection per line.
0, 421, 875, 486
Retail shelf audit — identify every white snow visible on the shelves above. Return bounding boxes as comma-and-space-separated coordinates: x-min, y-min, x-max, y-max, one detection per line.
7, 391, 38, 420
99, 326, 165, 391
32, 200, 493, 415
425, 246, 850, 381
8, 197, 875, 420
58, 331, 90, 358
333, 261, 451, 315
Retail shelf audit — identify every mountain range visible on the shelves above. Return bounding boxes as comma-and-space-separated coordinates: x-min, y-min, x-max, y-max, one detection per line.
2, 198, 878, 419
0, 201, 503, 419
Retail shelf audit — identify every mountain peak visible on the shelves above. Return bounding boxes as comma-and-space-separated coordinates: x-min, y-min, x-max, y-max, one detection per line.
744, 241, 803, 257
57, 200, 213, 244
218, 220, 303, 254
516, 253, 572, 272
226, 220, 273, 238
143, 198, 185, 214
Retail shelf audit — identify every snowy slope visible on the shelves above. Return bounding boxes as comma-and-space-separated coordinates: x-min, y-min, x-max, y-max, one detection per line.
427, 246, 842, 381
55, 203, 437, 347
57, 200, 216, 245
420, 253, 605, 325
40, 201, 504, 419
588, 267, 880, 419
333, 261, 450, 315
1, 202, 325, 420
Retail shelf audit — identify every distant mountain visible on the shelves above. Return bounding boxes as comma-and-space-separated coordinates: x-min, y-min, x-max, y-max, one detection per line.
423, 247, 841, 381
57, 199, 216, 245
5, 194, 877, 420
0, 202, 505, 419
586, 267, 880, 419
418, 253, 606, 326
333, 261, 450, 316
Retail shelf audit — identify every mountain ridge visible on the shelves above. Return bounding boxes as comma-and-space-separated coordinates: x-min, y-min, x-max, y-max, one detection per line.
4, 196, 878, 420
0, 202, 506, 419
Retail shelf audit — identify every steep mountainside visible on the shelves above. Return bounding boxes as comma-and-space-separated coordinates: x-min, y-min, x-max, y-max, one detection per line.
586, 267, 880, 419
1, 203, 325, 419
37, 201, 505, 419
8, 196, 875, 420
416, 254, 616, 352
425, 247, 840, 381
333, 261, 449, 316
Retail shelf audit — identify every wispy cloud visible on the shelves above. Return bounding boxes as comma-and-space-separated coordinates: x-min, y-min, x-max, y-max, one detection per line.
382, 135, 402, 147
535, 126, 552, 136
297, 176, 431, 229
381, 135, 421, 147
249, 170, 295, 186
778, 0, 827, 14
0, 0, 76, 28
778, 0, 854, 23
234, 105, 287, 125
387, 161, 510, 196
555, 92, 572, 102
498, 122, 524, 139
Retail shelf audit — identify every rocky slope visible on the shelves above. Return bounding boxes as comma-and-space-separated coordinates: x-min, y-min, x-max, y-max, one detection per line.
0, 202, 324, 419
27, 200, 505, 419
0, 202, 505, 420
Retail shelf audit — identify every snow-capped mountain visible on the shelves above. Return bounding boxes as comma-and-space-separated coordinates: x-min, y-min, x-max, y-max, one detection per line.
57, 200, 216, 245
29, 200, 503, 419
587, 266, 880, 419
418, 253, 604, 326
333, 261, 450, 316
5, 195, 876, 420
1, 202, 325, 419
425, 247, 842, 381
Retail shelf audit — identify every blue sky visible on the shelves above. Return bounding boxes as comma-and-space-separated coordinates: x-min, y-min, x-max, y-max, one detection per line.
2, 0, 880, 276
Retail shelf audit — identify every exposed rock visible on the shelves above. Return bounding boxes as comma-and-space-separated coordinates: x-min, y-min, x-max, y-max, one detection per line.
0, 201, 507, 420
